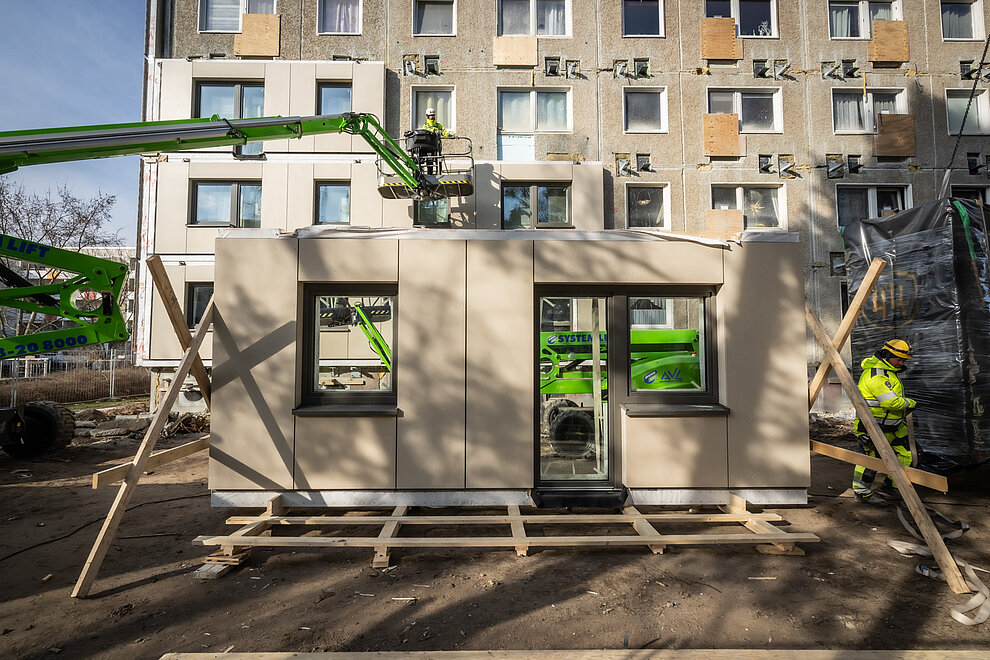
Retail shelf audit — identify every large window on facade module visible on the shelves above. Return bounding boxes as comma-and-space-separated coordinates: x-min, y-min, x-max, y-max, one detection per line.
315, 182, 351, 225
317, 83, 351, 115
498, 0, 569, 36
190, 181, 262, 227
318, 0, 361, 34
186, 283, 214, 328
828, 1, 898, 39
502, 183, 571, 228
302, 286, 396, 406
196, 81, 265, 156
705, 0, 777, 37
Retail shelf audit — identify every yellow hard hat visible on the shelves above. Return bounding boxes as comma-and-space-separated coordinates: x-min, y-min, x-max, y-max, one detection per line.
883, 339, 912, 360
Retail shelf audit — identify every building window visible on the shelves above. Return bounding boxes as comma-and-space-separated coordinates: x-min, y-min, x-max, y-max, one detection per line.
951, 185, 990, 202
828, 1, 898, 39
196, 81, 265, 155
627, 296, 708, 395
498, 0, 568, 36
627, 186, 667, 229
317, 83, 351, 115
623, 89, 668, 133
708, 88, 781, 132
199, 0, 275, 32
412, 88, 454, 130
415, 0, 455, 35
830, 252, 847, 276
302, 287, 396, 406
414, 198, 450, 226
942, 1, 981, 40
186, 283, 215, 328
836, 185, 909, 228
711, 185, 782, 229
318, 0, 361, 34
623, 0, 664, 37
497, 89, 569, 133
705, 0, 777, 37
502, 183, 570, 228
315, 182, 350, 224
191, 181, 261, 227
947, 89, 990, 134
832, 89, 904, 133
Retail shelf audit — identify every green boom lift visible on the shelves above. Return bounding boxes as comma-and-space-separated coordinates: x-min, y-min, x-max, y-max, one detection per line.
0, 111, 471, 456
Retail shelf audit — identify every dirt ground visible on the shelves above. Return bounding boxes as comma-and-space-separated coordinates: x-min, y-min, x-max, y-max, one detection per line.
1, 416, 988, 658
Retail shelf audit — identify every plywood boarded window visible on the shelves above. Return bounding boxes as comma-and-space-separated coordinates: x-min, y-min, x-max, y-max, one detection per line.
493, 36, 539, 66
868, 20, 910, 62
703, 113, 742, 157
234, 13, 280, 57
875, 114, 915, 156
703, 209, 745, 239
701, 17, 741, 60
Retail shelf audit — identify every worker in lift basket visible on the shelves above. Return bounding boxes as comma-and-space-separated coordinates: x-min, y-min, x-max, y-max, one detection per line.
852, 339, 916, 506
422, 108, 451, 137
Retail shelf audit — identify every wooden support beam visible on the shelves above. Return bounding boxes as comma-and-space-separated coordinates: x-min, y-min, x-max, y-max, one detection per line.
809, 258, 886, 408
807, 305, 969, 595
92, 436, 210, 489
373, 505, 408, 568
623, 505, 665, 554
146, 255, 212, 410
811, 440, 947, 492
72, 300, 215, 599
507, 504, 529, 556
722, 493, 748, 514
224, 512, 784, 526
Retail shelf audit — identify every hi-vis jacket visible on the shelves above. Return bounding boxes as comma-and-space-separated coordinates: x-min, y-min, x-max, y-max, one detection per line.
857, 355, 916, 428
423, 118, 449, 137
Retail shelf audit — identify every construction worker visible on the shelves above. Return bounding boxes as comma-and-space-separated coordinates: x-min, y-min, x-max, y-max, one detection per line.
422, 108, 450, 137
852, 339, 916, 505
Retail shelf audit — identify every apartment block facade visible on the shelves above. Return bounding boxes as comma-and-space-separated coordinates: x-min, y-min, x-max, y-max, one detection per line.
139, 0, 990, 402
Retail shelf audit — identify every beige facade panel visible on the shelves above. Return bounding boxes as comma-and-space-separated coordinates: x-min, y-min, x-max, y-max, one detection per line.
721, 241, 810, 488
703, 114, 742, 157
157, 60, 194, 120
869, 21, 910, 63
493, 37, 538, 67
621, 415, 728, 488
233, 13, 280, 57
294, 417, 396, 489
465, 240, 534, 488
209, 238, 298, 490
396, 240, 467, 488
298, 239, 398, 282
700, 18, 741, 61
534, 240, 723, 285
149, 263, 213, 362
876, 114, 916, 157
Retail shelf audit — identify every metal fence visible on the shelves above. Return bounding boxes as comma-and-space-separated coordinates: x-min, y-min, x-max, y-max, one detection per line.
0, 349, 150, 406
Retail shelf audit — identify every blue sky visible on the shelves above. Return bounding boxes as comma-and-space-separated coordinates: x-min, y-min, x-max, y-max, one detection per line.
0, 1, 147, 244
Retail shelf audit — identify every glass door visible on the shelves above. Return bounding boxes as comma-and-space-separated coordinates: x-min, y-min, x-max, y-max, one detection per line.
537, 296, 611, 483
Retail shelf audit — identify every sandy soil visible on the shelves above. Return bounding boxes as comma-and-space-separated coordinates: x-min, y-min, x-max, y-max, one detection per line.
1, 416, 988, 658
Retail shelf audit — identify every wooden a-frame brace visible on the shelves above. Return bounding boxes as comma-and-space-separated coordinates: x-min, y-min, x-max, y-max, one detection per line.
806, 257, 969, 595
71, 258, 215, 598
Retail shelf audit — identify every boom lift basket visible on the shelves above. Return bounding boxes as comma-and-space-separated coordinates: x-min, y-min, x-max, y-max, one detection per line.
378, 133, 474, 201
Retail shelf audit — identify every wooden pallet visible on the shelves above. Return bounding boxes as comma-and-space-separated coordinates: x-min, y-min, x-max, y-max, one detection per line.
193, 495, 818, 568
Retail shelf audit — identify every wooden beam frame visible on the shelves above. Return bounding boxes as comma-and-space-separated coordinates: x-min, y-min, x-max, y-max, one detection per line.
810, 440, 947, 492
92, 436, 210, 489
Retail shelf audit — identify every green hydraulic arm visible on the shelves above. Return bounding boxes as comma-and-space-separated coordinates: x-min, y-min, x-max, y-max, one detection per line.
353, 303, 392, 372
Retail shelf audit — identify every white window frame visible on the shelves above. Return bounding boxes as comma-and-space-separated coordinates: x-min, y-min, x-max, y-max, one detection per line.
710, 184, 787, 231
831, 88, 907, 134
497, 88, 573, 134
497, 0, 572, 38
413, 0, 457, 36
622, 0, 665, 38
625, 183, 670, 230
411, 85, 456, 131
940, 0, 985, 41
706, 87, 783, 133
198, 0, 277, 33
622, 87, 669, 134
834, 184, 912, 229
947, 89, 990, 134
705, 0, 778, 38
317, 0, 363, 35
827, 1, 902, 40
950, 185, 990, 203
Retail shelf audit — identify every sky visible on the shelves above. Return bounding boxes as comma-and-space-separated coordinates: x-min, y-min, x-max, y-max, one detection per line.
0, 1, 147, 245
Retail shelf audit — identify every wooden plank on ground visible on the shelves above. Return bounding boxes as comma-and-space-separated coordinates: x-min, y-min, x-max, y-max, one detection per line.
507, 504, 529, 556
192, 563, 231, 580
71, 300, 214, 599
808, 258, 886, 407
92, 436, 210, 489
810, 440, 947, 492
623, 505, 665, 554
146, 255, 212, 410
223, 512, 784, 526
807, 305, 969, 595
373, 505, 407, 568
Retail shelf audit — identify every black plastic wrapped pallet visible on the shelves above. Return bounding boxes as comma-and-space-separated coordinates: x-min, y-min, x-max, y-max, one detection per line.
843, 198, 990, 474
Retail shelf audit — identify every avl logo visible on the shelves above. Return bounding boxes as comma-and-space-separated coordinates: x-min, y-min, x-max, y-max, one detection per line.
644, 368, 682, 385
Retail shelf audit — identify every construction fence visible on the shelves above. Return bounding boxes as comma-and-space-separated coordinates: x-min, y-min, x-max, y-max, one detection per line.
0, 348, 150, 406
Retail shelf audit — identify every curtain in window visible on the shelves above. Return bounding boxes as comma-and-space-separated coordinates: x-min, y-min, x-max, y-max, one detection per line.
708, 90, 735, 114
195, 183, 232, 224
538, 185, 569, 224
837, 187, 869, 227
321, 0, 359, 33
415, 90, 452, 128
711, 187, 737, 210
834, 92, 866, 131
625, 91, 663, 132
869, 2, 893, 22
536, 92, 567, 130
623, 0, 660, 36
942, 3, 974, 39
739, 0, 773, 36
743, 188, 778, 228
503, 185, 532, 228
872, 92, 898, 130
246, 0, 276, 13
501, 0, 530, 35
740, 92, 774, 131
629, 297, 667, 327
317, 184, 350, 224
239, 184, 262, 228
416, 1, 454, 34
947, 92, 971, 134
202, 0, 240, 31
829, 3, 858, 37
628, 187, 664, 228
499, 92, 531, 131
536, 0, 566, 35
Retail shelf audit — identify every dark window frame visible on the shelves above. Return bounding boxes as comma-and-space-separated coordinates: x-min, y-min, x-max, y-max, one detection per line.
194, 80, 265, 157
186, 282, 214, 328
501, 181, 572, 229
316, 82, 353, 115
189, 180, 262, 227
414, 197, 452, 226
314, 181, 352, 225
300, 283, 398, 408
